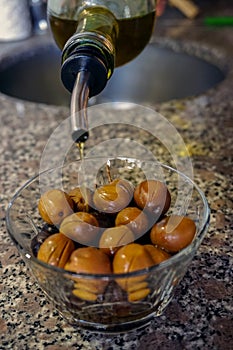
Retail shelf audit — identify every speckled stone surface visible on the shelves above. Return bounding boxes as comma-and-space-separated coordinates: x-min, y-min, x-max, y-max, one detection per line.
0, 3, 232, 350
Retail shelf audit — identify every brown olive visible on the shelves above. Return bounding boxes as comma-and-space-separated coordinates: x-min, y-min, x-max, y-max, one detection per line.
93, 178, 134, 214
113, 243, 155, 300
99, 225, 135, 255
150, 215, 196, 253
37, 233, 75, 268
134, 180, 171, 221
60, 212, 99, 245
65, 246, 112, 274
115, 207, 149, 238
68, 186, 93, 212
38, 189, 74, 226
65, 247, 112, 301
127, 284, 151, 302
90, 210, 115, 229
31, 223, 58, 257
144, 244, 171, 264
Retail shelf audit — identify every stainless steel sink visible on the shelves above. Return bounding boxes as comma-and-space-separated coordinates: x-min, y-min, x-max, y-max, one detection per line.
0, 39, 226, 106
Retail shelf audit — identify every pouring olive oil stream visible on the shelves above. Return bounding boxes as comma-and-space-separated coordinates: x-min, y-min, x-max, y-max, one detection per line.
47, 0, 157, 158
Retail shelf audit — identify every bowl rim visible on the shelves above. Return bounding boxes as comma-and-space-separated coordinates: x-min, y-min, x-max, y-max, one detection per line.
6, 156, 210, 280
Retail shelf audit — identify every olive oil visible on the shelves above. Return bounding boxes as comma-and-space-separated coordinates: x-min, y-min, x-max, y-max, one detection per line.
49, 10, 155, 67
76, 141, 89, 212
77, 141, 85, 160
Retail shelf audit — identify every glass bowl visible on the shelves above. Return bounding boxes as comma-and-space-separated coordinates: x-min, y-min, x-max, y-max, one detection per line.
6, 157, 210, 333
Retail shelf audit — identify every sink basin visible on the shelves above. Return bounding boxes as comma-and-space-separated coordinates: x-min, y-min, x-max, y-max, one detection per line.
0, 39, 225, 106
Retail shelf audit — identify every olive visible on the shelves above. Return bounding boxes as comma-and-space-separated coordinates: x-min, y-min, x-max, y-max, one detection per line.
60, 212, 99, 245
93, 178, 134, 214
65, 247, 112, 274
99, 225, 135, 255
113, 243, 155, 301
37, 233, 75, 268
90, 209, 115, 229
38, 189, 74, 226
115, 206, 149, 238
113, 243, 158, 277
134, 180, 171, 221
65, 247, 112, 301
68, 186, 93, 212
31, 223, 58, 257
150, 215, 196, 253
144, 244, 171, 264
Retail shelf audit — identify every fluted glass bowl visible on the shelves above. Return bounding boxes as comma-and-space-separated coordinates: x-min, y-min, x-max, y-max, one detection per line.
6, 157, 210, 333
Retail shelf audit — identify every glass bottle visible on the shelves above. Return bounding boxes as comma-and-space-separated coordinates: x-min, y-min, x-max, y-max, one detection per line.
47, 0, 157, 144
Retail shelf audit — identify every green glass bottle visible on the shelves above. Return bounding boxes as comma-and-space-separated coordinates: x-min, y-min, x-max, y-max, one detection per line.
47, 0, 157, 143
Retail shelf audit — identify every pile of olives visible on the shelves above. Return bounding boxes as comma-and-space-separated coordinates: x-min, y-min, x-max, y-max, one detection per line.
34, 176, 196, 302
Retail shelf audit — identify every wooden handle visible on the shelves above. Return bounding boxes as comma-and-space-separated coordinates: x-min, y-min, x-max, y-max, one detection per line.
169, 0, 199, 19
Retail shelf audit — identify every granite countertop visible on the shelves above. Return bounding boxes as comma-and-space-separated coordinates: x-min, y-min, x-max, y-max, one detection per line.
0, 3, 232, 350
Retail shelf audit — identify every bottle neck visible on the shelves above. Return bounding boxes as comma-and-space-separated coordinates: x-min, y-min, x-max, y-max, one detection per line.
75, 6, 118, 45
61, 6, 117, 96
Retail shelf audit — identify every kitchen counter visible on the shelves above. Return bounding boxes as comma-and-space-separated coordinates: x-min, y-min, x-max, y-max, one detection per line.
0, 3, 232, 350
